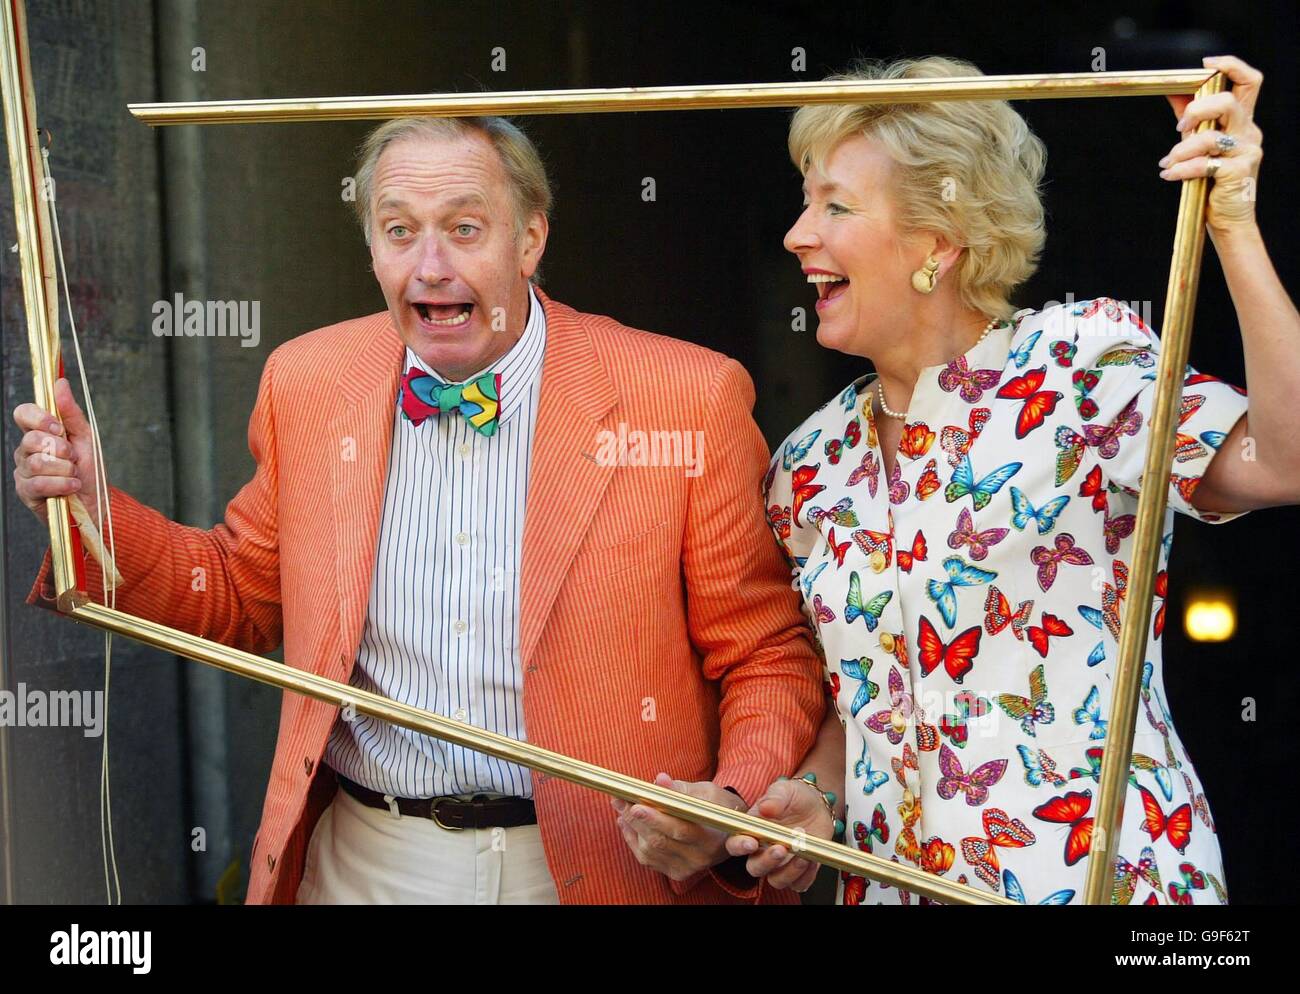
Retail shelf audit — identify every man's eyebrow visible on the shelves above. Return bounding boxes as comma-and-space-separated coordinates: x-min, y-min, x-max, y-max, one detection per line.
375, 194, 491, 215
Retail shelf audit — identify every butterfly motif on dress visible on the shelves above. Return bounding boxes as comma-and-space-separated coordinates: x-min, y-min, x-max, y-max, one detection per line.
845, 572, 892, 631
1138, 785, 1193, 853
1179, 771, 1216, 832
984, 585, 1034, 641
919, 836, 957, 876
823, 528, 850, 567
996, 366, 1064, 439
1168, 862, 1207, 905
1101, 559, 1129, 640
1054, 425, 1088, 486
1072, 367, 1102, 421
896, 529, 928, 573
1077, 604, 1106, 667
1069, 747, 1142, 795
838, 656, 880, 718
1030, 532, 1095, 592
1016, 744, 1068, 788
996, 663, 1055, 737
937, 356, 1002, 403
845, 449, 880, 495
791, 464, 826, 526
1077, 464, 1109, 513
767, 504, 792, 542
1131, 751, 1175, 802
824, 417, 862, 465
1027, 611, 1074, 658
936, 744, 1008, 806
851, 803, 890, 853
812, 594, 835, 625
1084, 394, 1143, 459
1112, 846, 1162, 906
852, 527, 893, 570
806, 497, 859, 529
892, 741, 919, 789
960, 807, 1036, 890
940, 690, 992, 749
854, 739, 890, 795
1072, 685, 1108, 740
783, 429, 821, 470
1009, 486, 1070, 534
1006, 329, 1042, 369
945, 455, 1022, 511
939, 408, 992, 468
1004, 867, 1074, 905
1032, 789, 1094, 866
1097, 345, 1155, 369
926, 555, 998, 628
1151, 570, 1168, 639
947, 507, 1009, 560
799, 561, 827, 600
917, 615, 982, 684
866, 666, 917, 746
1186, 369, 1245, 396
1049, 339, 1076, 367
1101, 508, 1136, 554
839, 383, 859, 411
915, 458, 941, 500
1172, 394, 1209, 463
899, 422, 936, 459
887, 460, 910, 505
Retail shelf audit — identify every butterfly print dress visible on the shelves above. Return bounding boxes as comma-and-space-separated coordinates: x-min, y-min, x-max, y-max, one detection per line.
765, 298, 1248, 905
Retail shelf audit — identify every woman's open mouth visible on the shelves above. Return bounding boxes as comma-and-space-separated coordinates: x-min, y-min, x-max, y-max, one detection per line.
809, 272, 850, 309
413, 301, 473, 328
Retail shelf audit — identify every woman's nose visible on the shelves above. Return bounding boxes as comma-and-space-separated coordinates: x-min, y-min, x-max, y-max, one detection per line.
783, 210, 818, 254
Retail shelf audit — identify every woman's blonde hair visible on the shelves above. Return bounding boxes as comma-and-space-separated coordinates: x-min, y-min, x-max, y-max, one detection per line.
788, 56, 1046, 321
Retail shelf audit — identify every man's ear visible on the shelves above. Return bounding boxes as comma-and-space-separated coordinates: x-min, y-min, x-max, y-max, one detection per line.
520, 211, 549, 280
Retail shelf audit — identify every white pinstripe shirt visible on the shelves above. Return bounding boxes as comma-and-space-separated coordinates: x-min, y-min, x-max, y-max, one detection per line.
324, 286, 547, 798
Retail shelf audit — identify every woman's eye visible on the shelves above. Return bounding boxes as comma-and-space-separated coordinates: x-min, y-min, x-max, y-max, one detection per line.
827, 203, 848, 215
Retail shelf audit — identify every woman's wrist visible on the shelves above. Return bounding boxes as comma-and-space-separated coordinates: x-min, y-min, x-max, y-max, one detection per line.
783, 772, 845, 840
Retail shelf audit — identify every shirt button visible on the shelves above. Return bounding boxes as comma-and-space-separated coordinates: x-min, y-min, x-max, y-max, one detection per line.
454, 708, 468, 722
453, 619, 467, 635
457, 442, 471, 458
455, 531, 469, 546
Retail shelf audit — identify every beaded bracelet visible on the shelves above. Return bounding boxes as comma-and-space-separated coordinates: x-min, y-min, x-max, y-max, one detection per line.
780, 772, 846, 840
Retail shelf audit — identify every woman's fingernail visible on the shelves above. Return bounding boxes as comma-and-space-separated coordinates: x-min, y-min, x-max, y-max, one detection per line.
743, 839, 758, 853
1159, 169, 1172, 179
1158, 156, 1171, 168
48, 422, 62, 434
1176, 116, 1189, 131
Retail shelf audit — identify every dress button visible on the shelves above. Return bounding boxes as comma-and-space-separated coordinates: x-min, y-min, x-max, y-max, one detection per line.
879, 632, 895, 654
303, 756, 314, 775
455, 531, 469, 546
890, 710, 907, 734
869, 550, 887, 573
902, 788, 915, 810
454, 708, 468, 722
453, 619, 467, 635
457, 442, 471, 458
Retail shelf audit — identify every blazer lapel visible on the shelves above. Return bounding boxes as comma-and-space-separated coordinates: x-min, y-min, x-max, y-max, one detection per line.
519, 289, 619, 667
326, 313, 404, 683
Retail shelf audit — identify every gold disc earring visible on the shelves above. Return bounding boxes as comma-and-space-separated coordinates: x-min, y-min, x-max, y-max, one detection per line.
911, 256, 940, 294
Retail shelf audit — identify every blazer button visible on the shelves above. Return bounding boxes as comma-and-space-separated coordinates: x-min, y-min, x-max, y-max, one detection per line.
267, 852, 276, 872
303, 756, 314, 775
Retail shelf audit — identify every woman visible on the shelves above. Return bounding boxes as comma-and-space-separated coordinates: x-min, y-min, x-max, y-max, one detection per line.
728, 54, 1300, 904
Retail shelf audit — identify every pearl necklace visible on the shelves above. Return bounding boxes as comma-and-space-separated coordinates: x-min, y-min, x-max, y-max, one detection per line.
876, 316, 1003, 421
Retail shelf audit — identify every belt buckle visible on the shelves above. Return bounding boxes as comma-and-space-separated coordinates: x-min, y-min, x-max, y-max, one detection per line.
430, 797, 465, 831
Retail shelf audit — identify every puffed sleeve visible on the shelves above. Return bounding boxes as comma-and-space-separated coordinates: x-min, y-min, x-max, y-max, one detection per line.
1064, 297, 1250, 524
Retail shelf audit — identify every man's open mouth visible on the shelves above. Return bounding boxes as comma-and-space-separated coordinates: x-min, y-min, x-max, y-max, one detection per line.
413, 301, 474, 327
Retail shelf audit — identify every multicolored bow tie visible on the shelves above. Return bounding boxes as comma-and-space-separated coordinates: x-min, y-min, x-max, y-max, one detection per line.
398, 367, 502, 437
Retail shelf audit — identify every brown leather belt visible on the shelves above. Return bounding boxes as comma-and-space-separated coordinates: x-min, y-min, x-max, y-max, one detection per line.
336, 772, 537, 830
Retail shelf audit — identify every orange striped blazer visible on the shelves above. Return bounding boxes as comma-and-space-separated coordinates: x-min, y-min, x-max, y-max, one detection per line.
28, 289, 825, 904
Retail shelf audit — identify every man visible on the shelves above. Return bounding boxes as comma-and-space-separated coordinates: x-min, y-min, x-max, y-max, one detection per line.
13, 115, 824, 904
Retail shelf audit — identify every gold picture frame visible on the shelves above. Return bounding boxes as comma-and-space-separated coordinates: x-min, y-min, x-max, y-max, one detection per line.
3, 0, 1225, 905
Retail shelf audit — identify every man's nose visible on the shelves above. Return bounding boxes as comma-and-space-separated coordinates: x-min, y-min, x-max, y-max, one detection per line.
416, 235, 453, 284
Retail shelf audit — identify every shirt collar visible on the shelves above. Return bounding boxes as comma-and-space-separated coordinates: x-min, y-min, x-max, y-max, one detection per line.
403, 284, 547, 426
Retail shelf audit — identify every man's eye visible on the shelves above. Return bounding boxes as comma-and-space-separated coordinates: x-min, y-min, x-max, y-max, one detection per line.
387, 225, 409, 238
456, 224, 478, 237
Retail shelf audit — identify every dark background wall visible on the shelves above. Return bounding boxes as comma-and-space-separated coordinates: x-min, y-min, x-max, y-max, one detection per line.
2, 0, 1296, 903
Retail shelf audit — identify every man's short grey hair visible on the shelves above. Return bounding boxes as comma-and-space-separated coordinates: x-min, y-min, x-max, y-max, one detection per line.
351, 116, 553, 248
